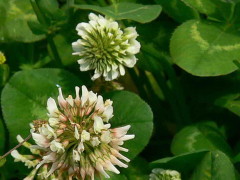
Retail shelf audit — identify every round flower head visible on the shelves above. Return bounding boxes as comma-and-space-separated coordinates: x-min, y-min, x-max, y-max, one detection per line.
72, 13, 141, 81
149, 168, 181, 180
11, 85, 134, 180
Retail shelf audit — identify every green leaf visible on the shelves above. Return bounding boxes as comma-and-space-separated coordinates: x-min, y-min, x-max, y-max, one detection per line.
1, 68, 83, 144
36, 0, 66, 21
37, 0, 60, 18
97, 173, 127, 180
155, 0, 199, 23
73, 3, 162, 23
0, 158, 6, 167
191, 150, 236, 180
122, 157, 150, 180
218, 97, 240, 117
170, 20, 240, 76
180, 71, 240, 104
0, 120, 5, 154
0, 0, 45, 42
171, 122, 232, 156
27, 21, 48, 35
151, 150, 208, 173
233, 153, 240, 163
181, 0, 232, 21
104, 91, 153, 159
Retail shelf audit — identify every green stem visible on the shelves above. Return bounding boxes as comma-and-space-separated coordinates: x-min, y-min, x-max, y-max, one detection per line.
30, 0, 48, 25
128, 68, 149, 101
152, 70, 183, 125
233, 60, 240, 70
139, 69, 161, 105
141, 45, 190, 126
47, 35, 63, 67
30, 0, 63, 67
110, 0, 118, 12
67, 0, 75, 8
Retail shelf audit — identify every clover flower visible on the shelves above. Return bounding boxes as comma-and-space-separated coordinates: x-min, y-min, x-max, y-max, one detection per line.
11, 85, 134, 180
72, 13, 141, 81
149, 168, 181, 180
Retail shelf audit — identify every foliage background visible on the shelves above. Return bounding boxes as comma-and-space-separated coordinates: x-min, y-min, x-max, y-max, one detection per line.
1, 0, 240, 179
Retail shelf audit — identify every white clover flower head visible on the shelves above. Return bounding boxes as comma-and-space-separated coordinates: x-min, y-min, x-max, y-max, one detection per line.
72, 13, 141, 81
11, 85, 134, 180
149, 168, 181, 180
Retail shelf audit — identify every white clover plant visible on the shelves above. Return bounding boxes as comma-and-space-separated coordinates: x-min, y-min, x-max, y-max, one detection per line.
11, 85, 134, 180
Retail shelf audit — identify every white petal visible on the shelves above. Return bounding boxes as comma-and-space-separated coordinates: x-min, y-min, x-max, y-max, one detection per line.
81, 130, 90, 142
58, 87, 67, 108
81, 85, 89, 106
36, 152, 57, 169
78, 58, 88, 65
95, 96, 104, 111
119, 65, 125, 76
120, 134, 135, 141
127, 40, 141, 54
74, 86, 80, 100
102, 106, 113, 122
91, 71, 102, 81
91, 137, 100, 147
96, 163, 110, 178
89, 13, 99, 21
46, 161, 59, 177
74, 126, 80, 140
103, 161, 120, 174
73, 149, 81, 162
72, 41, 85, 53
66, 95, 74, 107
32, 133, 49, 148
50, 140, 64, 153
93, 116, 104, 133
111, 125, 131, 138
101, 130, 111, 143
80, 62, 91, 71
11, 150, 23, 160
110, 155, 128, 168
122, 56, 137, 68
48, 118, 59, 127
47, 98, 59, 117
88, 91, 97, 105
124, 27, 138, 39
105, 70, 119, 81
77, 142, 84, 152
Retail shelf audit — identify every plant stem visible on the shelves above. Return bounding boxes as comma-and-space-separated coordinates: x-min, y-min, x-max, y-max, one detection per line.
110, 0, 118, 12
30, 0, 63, 67
30, 0, 48, 25
67, 0, 75, 8
141, 45, 190, 126
47, 35, 63, 67
0, 134, 32, 160
128, 68, 149, 101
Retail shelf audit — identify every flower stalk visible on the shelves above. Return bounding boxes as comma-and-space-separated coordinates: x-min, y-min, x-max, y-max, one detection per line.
0, 134, 32, 160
